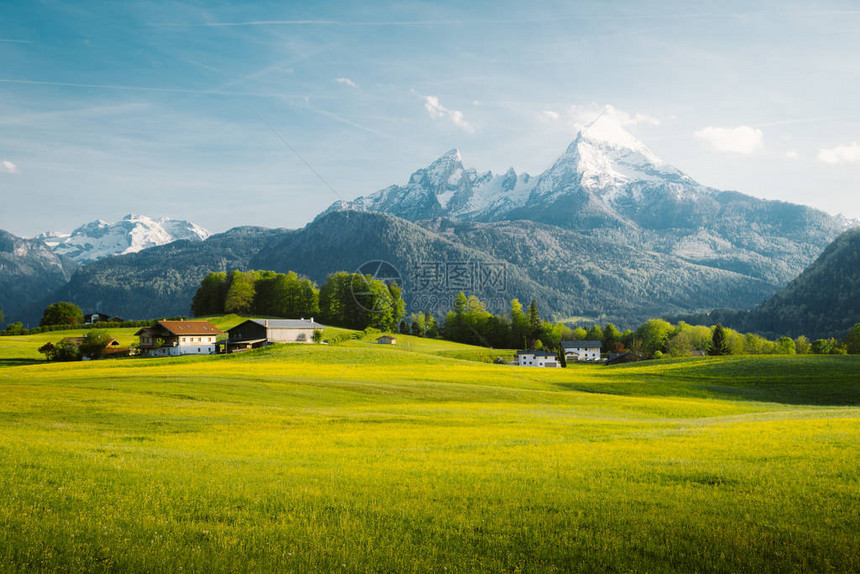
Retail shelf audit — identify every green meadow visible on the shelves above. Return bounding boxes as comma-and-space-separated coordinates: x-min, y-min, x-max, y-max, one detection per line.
0, 327, 857, 572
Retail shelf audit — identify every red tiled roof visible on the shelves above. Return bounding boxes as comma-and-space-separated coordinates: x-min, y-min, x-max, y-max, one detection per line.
156, 320, 224, 336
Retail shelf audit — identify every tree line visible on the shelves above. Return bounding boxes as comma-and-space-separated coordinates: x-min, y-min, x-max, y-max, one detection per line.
1, 301, 183, 337
401, 292, 860, 358
191, 270, 405, 332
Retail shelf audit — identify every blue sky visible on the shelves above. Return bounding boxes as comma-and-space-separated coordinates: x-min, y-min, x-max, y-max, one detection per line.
1, 0, 859, 236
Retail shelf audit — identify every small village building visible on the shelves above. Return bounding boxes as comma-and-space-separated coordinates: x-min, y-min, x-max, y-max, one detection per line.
134, 320, 223, 357
516, 350, 560, 368
561, 340, 602, 362
84, 313, 124, 325
225, 318, 323, 353
376, 335, 397, 345
60, 336, 120, 348
58, 336, 126, 360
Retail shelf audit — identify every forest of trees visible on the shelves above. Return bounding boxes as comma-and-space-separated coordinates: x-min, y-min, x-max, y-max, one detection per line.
191, 269, 405, 332
401, 291, 860, 359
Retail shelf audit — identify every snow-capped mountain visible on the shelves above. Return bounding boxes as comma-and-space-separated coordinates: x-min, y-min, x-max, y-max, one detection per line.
323, 115, 709, 227
325, 149, 536, 222
323, 116, 851, 288
0, 229, 79, 322
40, 214, 210, 263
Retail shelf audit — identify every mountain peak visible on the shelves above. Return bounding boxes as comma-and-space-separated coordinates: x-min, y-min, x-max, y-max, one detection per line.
438, 148, 461, 161
408, 148, 465, 188
550, 117, 690, 193
573, 114, 652, 154
44, 215, 210, 263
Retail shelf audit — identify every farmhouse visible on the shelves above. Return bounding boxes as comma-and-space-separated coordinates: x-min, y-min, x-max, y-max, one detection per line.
135, 320, 223, 357
225, 318, 324, 353
376, 335, 397, 345
561, 340, 602, 362
84, 312, 124, 325
60, 336, 121, 348
517, 350, 560, 368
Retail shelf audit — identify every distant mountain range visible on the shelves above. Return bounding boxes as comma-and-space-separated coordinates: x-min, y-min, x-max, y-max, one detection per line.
324, 118, 851, 289
35, 210, 766, 327
0, 230, 78, 322
1, 120, 855, 332
37, 214, 210, 263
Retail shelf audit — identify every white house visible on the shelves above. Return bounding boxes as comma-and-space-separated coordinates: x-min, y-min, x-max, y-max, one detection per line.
561, 340, 602, 362
135, 320, 223, 357
516, 350, 560, 368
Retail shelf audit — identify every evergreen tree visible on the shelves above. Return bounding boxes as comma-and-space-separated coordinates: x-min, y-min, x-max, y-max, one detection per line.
709, 324, 731, 356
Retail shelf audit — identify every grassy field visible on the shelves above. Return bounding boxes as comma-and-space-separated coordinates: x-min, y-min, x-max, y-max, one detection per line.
0, 331, 857, 572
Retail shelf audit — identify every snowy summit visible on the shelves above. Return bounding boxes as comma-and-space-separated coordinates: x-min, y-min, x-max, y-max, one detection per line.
39, 214, 210, 263
323, 116, 707, 226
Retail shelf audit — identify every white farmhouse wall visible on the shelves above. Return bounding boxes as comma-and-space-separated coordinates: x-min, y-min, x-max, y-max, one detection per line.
518, 353, 560, 367
565, 347, 601, 361
267, 327, 314, 343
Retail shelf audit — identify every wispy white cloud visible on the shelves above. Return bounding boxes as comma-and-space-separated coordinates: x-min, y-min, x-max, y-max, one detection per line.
818, 142, 860, 164
785, 151, 800, 159
336, 77, 358, 88
0, 160, 19, 174
424, 95, 475, 133
694, 125, 763, 154
538, 110, 560, 121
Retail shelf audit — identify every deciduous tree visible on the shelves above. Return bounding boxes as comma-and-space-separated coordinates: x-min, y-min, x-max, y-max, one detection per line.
80, 330, 112, 360
40, 302, 83, 327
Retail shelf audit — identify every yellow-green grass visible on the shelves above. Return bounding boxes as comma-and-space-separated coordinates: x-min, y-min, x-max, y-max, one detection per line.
0, 328, 142, 366
343, 332, 518, 363
0, 338, 857, 572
